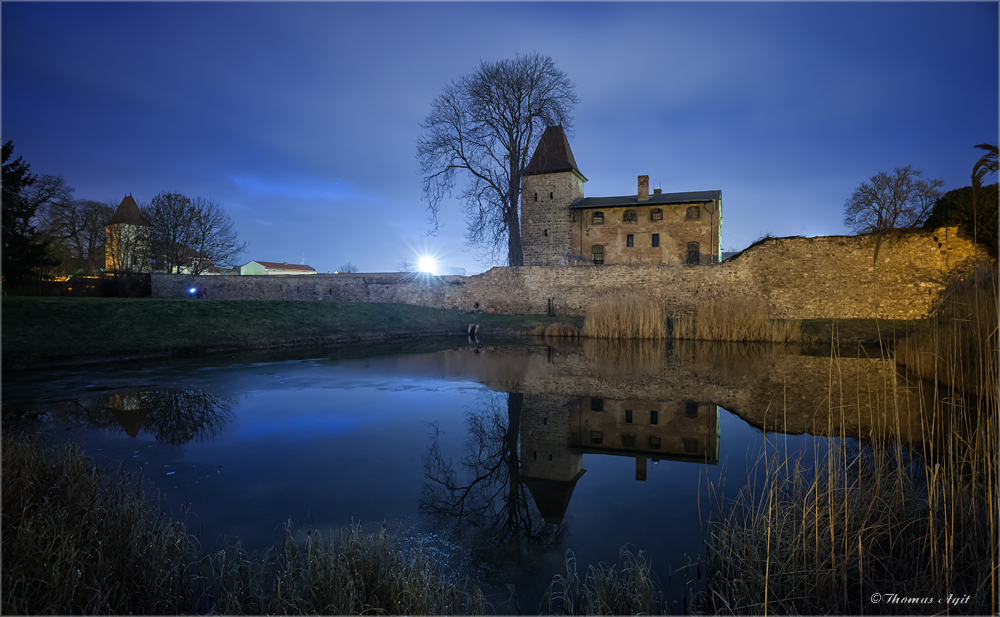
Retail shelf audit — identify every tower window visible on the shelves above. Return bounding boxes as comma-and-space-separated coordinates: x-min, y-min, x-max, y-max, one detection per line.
686, 242, 701, 265
534, 193, 538, 202
623, 209, 637, 223
626, 234, 634, 248
650, 208, 663, 221
550, 192, 554, 200
652, 234, 660, 247
686, 206, 701, 220
592, 211, 604, 225
591, 245, 604, 265
544, 229, 548, 237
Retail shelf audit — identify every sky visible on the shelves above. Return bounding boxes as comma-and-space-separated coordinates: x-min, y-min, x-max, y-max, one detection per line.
3, 2, 997, 274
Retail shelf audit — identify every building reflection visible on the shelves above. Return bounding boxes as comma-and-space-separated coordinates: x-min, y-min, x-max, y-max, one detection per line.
54, 389, 236, 444
518, 394, 720, 524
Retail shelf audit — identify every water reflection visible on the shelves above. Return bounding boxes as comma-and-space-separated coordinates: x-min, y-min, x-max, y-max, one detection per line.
51, 390, 236, 444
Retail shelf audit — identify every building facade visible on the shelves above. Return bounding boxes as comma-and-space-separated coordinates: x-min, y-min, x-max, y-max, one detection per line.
240, 260, 318, 275
521, 126, 722, 266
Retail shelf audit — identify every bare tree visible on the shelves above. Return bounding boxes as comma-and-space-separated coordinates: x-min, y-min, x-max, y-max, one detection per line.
844, 166, 943, 263
338, 261, 359, 273
187, 198, 246, 274
417, 52, 578, 267
146, 192, 245, 274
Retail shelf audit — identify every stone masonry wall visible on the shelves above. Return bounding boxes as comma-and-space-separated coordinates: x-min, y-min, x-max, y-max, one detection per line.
521, 171, 584, 266
152, 227, 991, 320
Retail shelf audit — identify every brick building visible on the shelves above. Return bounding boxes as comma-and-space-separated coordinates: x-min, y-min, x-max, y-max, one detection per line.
520, 126, 722, 266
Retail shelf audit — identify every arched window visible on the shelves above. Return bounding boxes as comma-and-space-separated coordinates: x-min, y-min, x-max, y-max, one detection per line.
592, 245, 605, 265
686, 206, 701, 220
686, 242, 700, 264
650, 208, 663, 221
623, 209, 637, 223
592, 211, 605, 225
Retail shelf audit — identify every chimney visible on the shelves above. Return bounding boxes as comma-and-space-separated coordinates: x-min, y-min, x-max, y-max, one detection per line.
638, 175, 649, 201
653, 188, 662, 195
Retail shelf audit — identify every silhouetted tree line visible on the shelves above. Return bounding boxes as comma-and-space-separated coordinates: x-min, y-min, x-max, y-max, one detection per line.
1, 140, 246, 288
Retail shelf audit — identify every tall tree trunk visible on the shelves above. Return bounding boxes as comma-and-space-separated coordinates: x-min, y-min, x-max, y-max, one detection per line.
507, 173, 523, 266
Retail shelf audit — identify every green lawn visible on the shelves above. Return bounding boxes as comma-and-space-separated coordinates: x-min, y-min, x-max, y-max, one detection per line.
2, 297, 579, 368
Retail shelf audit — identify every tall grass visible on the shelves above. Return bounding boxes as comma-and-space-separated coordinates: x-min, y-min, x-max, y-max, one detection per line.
543, 548, 665, 615
672, 297, 802, 343
697, 271, 999, 615
896, 264, 998, 399
1, 433, 487, 615
582, 291, 668, 339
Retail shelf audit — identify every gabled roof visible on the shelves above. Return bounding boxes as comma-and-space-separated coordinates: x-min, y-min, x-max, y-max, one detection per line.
107, 195, 151, 226
569, 189, 722, 209
523, 125, 587, 180
250, 261, 317, 272
523, 469, 586, 525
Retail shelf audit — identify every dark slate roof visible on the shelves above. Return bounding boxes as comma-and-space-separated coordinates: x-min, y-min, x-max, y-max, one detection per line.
522, 125, 586, 180
522, 469, 586, 525
569, 189, 722, 209
107, 195, 151, 226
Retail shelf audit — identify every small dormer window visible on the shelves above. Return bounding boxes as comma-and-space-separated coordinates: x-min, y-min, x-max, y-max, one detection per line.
592, 212, 604, 225
686, 206, 701, 220
623, 209, 637, 223
650, 208, 663, 221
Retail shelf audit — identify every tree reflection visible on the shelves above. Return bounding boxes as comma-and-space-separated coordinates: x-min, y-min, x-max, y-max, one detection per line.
421, 392, 565, 551
57, 389, 236, 444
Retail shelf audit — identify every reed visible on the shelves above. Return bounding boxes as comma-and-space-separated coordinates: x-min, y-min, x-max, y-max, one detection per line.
1, 433, 487, 615
895, 264, 998, 398
697, 280, 999, 615
582, 290, 667, 339
543, 548, 665, 615
671, 297, 802, 343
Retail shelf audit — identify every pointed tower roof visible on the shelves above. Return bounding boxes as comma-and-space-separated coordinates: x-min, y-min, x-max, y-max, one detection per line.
523, 469, 586, 525
107, 195, 151, 226
523, 125, 586, 180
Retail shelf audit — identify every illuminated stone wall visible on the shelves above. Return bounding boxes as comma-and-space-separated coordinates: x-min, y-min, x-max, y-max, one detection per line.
152, 227, 991, 320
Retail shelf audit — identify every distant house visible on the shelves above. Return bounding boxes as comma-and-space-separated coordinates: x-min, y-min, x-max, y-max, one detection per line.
241, 260, 318, 275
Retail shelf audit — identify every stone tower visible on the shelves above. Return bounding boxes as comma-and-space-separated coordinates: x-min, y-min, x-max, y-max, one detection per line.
521, 126, 587, 266
105, 195, 152, 274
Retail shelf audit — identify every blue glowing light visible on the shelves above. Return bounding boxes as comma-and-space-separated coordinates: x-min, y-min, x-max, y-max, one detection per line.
189, 287, 197, 294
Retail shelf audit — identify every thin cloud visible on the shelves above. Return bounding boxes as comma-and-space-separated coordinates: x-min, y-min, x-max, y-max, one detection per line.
232, 174, 376, 203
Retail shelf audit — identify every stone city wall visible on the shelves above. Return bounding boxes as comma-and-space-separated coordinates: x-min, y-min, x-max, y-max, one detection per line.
152, 227, 991, 320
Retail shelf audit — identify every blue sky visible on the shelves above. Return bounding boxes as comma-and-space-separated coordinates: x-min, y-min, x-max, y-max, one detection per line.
3, 2, 997, 273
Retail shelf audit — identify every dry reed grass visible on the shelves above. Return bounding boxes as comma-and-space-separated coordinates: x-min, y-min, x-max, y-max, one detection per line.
1, 433, 487, 615
672, 297, 802, 343
895, 264, 998, 399
582, 291, 667, 339
583, 337, 667, 377
697, 278, 998, 615
543, 548, 665, 615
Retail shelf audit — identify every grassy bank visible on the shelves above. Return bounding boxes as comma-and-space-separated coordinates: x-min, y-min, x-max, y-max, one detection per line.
1, 433, 486, 615
1, 297, 580, 369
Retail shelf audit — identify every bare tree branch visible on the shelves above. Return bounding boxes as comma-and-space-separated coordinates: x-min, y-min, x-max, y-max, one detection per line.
417, 53, 577, 267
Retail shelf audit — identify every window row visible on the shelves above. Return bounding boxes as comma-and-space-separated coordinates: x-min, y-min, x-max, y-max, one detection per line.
583, 206, 702, 225
590, 241, 700, 264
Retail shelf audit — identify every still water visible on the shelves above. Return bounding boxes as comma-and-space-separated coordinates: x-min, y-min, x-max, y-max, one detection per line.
2, 338, 932, 610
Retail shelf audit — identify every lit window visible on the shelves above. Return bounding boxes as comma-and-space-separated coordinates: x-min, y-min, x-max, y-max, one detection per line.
652, 234, 659, 247
626, 234, 634, 247
623, 209, 637, 223
650, 208, 663, 221
686, 206, 701, 220
592, 211, 604, 225
592, 245, 604, 265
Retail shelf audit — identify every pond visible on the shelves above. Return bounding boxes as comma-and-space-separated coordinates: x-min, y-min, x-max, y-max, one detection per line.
2, 337, 938, 612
